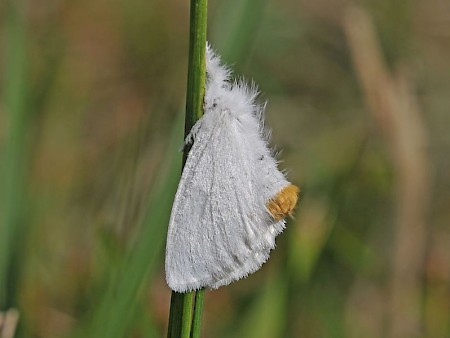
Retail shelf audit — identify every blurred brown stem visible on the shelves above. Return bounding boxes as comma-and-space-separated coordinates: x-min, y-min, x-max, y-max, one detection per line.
343, 7, 430, 338
0, 309, 19, 338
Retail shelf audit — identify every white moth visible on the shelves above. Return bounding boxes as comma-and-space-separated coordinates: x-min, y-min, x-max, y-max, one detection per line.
165, 44, 299, 293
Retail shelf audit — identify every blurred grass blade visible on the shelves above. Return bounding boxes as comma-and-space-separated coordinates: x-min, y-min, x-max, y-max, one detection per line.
211, 0, 268, 64
236, 275, 288, 338
288, 199, 334, 283
85, 112, 184, 338
0, 0, 29, 309
167, 0, 207, 337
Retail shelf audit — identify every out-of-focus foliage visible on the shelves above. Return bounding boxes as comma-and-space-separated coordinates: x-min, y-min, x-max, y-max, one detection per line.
0, 0, 449, 337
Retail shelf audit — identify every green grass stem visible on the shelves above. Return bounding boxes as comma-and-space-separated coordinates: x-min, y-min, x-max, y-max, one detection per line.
0, 0, 29, 309
167, 0, 207, 337
190, 289, 205, 338
184, 0, 208, 148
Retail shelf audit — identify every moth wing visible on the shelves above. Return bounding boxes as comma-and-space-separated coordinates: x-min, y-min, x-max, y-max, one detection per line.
165, 119, 285, 292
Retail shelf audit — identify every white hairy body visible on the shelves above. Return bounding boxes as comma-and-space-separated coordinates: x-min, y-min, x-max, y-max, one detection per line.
165, 45, 293, 292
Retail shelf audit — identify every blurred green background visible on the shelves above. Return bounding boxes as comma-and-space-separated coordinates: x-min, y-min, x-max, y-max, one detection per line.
1, 0, 450, 337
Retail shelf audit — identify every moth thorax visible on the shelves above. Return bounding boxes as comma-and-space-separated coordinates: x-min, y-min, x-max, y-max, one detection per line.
266, 184, 300, 221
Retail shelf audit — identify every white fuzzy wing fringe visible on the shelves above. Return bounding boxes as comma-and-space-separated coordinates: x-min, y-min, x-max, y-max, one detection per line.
166, 43, 292, 292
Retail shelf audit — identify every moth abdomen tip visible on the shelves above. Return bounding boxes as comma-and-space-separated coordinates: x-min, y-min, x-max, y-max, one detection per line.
266, 184, 300, 221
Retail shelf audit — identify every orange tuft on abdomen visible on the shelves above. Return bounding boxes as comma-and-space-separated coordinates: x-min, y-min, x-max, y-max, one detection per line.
266, 184, 300, 221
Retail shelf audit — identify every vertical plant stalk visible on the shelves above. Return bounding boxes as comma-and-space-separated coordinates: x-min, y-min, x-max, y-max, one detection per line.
344, 7, 430, 337
167, 0, 207, 337
190, 289, 205, 338
184, 0, 208, 156
0, 0, 28, 309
